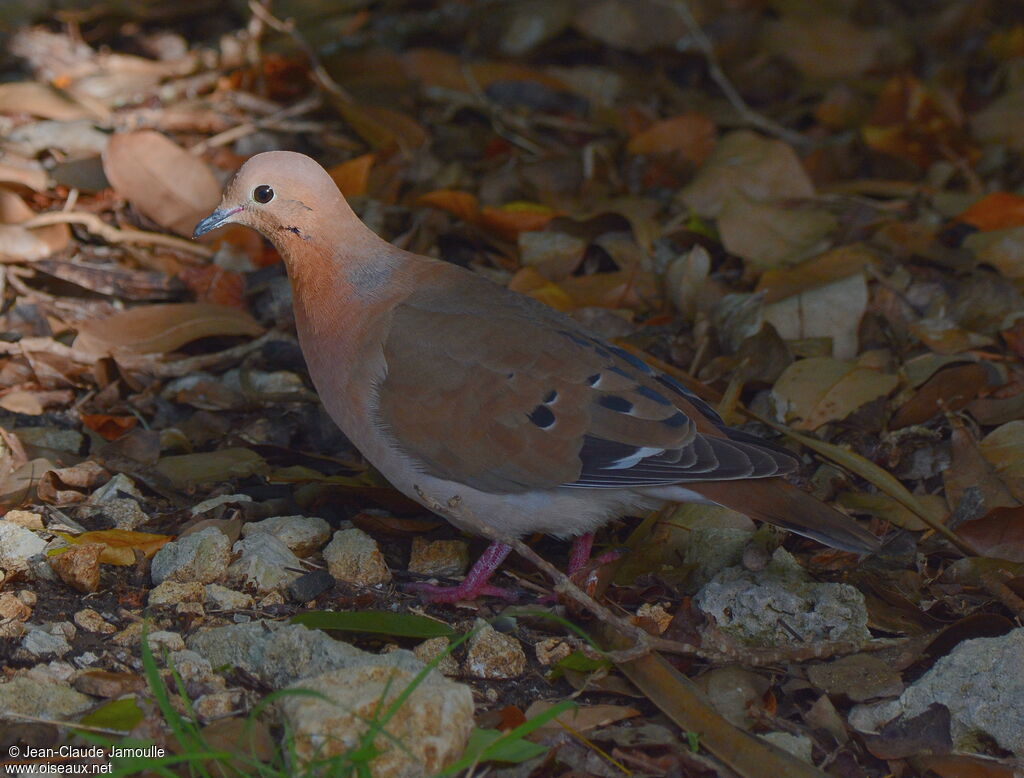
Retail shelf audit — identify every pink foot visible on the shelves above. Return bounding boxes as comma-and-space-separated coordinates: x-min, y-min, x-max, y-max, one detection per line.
406, 541, 517, 603
567, 532, 595, 576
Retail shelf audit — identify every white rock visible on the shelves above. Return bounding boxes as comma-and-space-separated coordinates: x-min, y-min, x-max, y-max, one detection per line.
151, 527, 230, 585
323, 528, 391, 587
241, 515, 330, 558
0, 522, 47, 573
226, 533, 302, 593
280, 664, 474, 776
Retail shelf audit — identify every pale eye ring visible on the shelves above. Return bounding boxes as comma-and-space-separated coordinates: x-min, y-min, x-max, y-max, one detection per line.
253, 185, 275, 204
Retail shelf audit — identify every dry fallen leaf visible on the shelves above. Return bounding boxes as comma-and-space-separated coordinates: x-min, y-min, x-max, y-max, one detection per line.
626, 113, 716, 164
979, 421, 1024, 502
773, 351, 899, 430
680, 130, 815, 218
74, 302, 263, 356
55, 529, 172, 566
763, 271, 868, 360
718, 193, 837, 269
0, 187, 70, 261
102, 130, 221, 237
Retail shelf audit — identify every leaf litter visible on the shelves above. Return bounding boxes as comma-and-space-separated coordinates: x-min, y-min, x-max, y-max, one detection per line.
0, 1, 1022, 777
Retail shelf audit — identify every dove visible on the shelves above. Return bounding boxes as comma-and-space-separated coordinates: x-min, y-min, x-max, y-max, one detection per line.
194, 151, 879, 602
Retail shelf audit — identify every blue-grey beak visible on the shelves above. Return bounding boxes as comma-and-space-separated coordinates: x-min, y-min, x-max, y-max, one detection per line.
192, 207, 241, 238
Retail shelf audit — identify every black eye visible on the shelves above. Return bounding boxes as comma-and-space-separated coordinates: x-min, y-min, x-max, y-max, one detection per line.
253, 185, 274, 204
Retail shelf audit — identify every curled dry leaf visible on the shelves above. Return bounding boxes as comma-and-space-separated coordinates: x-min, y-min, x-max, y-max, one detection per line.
55, 529, 172, 566
74, 302, 263, 357
773, 351, 899, 430
101, 130, 221, 236
0, 187, 70, 261
327, 153, 375, 198
891, 362, 994, 429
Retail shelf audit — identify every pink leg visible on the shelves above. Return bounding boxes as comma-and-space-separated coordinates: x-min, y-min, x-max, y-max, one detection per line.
406, 541, 517, 603
567, 533, 595, 575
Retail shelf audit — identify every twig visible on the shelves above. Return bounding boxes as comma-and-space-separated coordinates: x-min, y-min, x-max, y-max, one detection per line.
247, 1, 354, 104
413, 486, 907, 665
19, 212, 213, 258
662, 0, 809, 148
189, 93, 323, 154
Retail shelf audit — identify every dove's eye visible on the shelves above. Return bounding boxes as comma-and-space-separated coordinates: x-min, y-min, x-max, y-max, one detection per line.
253, 185, 275, 204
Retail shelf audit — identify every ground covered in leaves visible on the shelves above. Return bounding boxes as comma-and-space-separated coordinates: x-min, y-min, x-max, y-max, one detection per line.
1, 1, 1024, 777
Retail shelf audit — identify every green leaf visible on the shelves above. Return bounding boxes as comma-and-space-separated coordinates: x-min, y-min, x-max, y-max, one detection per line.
78, 699, 144, 732
436, 700, 575, 775
292, 610, 457, 639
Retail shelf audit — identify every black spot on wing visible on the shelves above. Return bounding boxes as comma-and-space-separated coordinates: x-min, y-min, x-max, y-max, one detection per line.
587, 373, 601, 386
528, 405, 556, 429
662, 411, 689, 428
597, 395, 633, 413
543, 389, 558, 403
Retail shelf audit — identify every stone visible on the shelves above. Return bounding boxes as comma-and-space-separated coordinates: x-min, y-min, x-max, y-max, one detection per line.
849, 628, 1024, 756
0, 591, 32, 621
204, 583, 254, 611
635, 603, 672, 635
534, 637, 572, 666
147, 630, 186, 653
3, 510, 44, 530
414, 637, 460, 676
287, 568, 333, 603
151, 527, 230, 585
168, 650, 214, 684
464, 619, 526, 680
408, 538, 469, 578
88, 473, 144, 503
240, 515, 330, 558
149, 580, 205, 606
693, 548, 869, 646
88, 498, 149, 531
22, 626, 72, 657
194, 690, 243, 722
323, 528, 391, 587
49, 543, 103, 593
111, 622, 143, 647
0, 673, 92, 720
187, 622, 425, 690
0, 522, 47, 573
73, 608, 116, 634
279, 664, 474, 777
226, 533, 302, 593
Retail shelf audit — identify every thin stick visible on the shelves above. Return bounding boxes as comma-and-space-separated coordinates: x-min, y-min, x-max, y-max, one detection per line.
665, 0, 809, 148
189, 93, 323, 154
247, 1, 354, 104
20, 211, 213, 258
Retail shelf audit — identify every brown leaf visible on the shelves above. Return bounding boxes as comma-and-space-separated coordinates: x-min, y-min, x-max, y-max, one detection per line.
328, 153, 375, 198
680, 130, 814, 218
479, 203, 558, 240
55, 529, 171, 566
101, 130, 221, 236
957, 507, 1024, 562
80, 413, 138, 441
626, 113, 716, 164
0, 187, 70, 261
74, 302, 263, 356
959, 192, 1024, 232
0, 82, 98, 121
417, 190, 480, 223
155, 448, 267, 488
892, 362, 994, 429
772, 351, 899, 430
